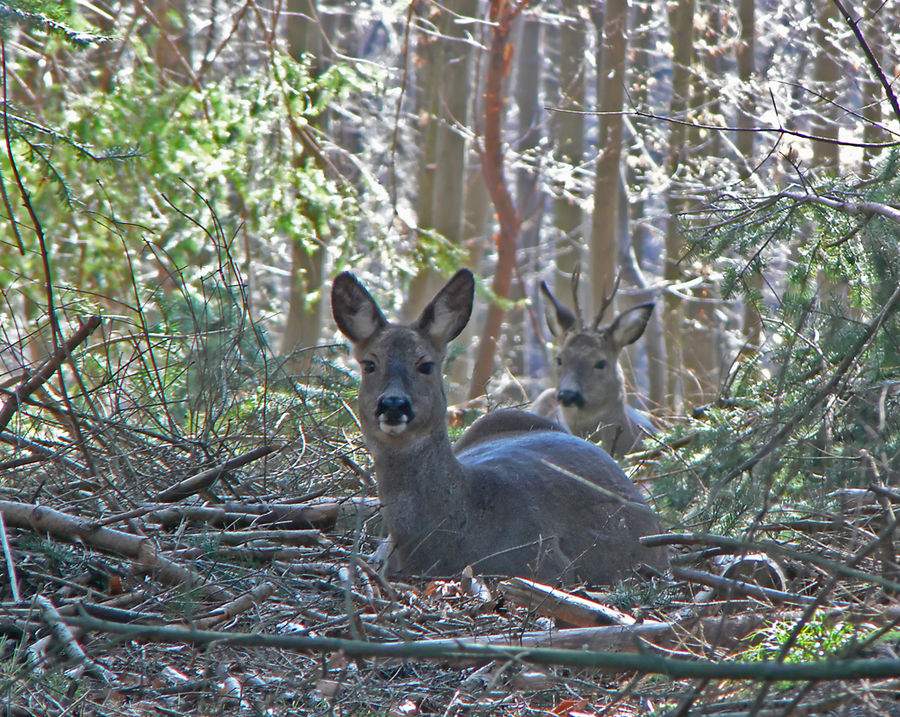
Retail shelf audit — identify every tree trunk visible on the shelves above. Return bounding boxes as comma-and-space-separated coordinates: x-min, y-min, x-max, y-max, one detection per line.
404, 3, 443, 319
512, 13, 545, 378
860, 0, 886, 172
448, 163, 493, 394
812, 0, 841, 171
625, 0, 666, 409
468, 1, 522, 400
553, 2, 586, 305
736, 0, 763, 348
281, 0, 330, 362
589, 0, 626, 317
663, 0, 695, 412
406, 0, 478, 320
681, 1, 723, 408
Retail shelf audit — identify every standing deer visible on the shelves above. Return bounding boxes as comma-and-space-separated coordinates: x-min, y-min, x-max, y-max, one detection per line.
531, 278, 655, 458
332, 269, 667, 585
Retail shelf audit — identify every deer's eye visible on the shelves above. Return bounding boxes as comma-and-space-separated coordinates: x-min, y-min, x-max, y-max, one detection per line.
361, 359, 376, 374
555, 356, 562, 366
594, 359, 607, 370
418, 361, 435, 375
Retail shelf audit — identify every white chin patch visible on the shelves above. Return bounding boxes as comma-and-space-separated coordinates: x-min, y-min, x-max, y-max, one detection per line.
378, 417, 409, 436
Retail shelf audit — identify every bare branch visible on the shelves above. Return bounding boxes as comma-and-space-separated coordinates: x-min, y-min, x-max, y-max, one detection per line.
832, 0, 900, 124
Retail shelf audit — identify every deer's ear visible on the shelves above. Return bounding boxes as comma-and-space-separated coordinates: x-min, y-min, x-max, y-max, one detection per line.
415, 269, 474, 345
331, 272, 389, 345
541, 281, 577, 336
610, 302, 654, 349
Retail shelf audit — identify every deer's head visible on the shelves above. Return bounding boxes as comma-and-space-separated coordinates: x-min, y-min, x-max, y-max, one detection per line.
541, 279, 654, 420
332, 269, 474, 448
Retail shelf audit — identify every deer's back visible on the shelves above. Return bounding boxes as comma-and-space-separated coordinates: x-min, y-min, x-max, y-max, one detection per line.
446, 428, 667, 584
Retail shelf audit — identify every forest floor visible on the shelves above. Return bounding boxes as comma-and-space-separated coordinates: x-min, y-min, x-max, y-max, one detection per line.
2, 378, 900, 716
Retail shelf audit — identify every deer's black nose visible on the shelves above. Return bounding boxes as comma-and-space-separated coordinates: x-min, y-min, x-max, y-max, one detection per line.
557, 389, 586, 408
377, 394, 414, 425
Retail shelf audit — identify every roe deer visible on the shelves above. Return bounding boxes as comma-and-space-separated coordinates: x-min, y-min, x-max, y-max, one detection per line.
332, 269, 667, 585
531, 278, 655, 458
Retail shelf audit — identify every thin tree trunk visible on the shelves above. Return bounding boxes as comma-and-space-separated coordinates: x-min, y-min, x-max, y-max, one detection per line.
626, 0, 666, 409
812, 0, 841, 171
861, 0, 885, 172
553, 1, 586, 305
406, 0, 478, 320
281, 0, 329, 362
468, 1, 522, 400
404, 4, 443, 319
663, 0, 695, 412
737, 0, 763, 348
448, 163, 492, 394
512, 13, 545, 378
589, 0, 626, 316
681, 0, 722, 408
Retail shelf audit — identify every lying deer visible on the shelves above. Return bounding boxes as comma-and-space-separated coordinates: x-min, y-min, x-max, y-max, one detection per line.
332, 269, 667, 585
531, 278, 655, 458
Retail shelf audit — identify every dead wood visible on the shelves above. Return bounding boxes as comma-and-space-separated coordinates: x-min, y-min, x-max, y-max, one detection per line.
191, 581, 276, 630
153, 444, 280, 502
148, 497, 380, 531
35, 594, 114, 683
409, 612, 762, 654
499, 578, 638, 627
0, 512, 21, 602
671, 566, 816, 606
0, 500, 230, 598
0, 316, 102, 434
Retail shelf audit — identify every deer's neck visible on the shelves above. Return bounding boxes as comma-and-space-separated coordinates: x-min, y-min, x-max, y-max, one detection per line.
566, 400, 629, 435
368, 429, 470, 509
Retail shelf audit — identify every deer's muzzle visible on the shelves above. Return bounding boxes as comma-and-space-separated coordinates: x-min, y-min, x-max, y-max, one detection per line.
376, 394, 414, 435
557, 389, 586, 408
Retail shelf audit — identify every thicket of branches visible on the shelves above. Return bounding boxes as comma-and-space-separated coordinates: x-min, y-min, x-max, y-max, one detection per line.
0, 0, 898, 715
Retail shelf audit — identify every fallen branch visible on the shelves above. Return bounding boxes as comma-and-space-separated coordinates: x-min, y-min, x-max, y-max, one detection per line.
192, 581, 276, 630
154, 444, 280, 502
68, 612, 900, 681
0, 512, 20, 602
0, 315, 102, 434
0, 501, 229, 598
148, 498, 380, 532
36, 595, 114, 683
643, 532, 900, 592
671, 566, 817, 606
500, 578, 637, 627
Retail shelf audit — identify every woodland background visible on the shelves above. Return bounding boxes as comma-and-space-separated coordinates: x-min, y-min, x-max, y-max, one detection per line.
0, 0, 898, 715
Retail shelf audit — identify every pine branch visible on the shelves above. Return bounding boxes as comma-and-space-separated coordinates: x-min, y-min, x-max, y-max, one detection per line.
723, 280, 900, 484
779, 189, 900, 225
0, 5, 112, 47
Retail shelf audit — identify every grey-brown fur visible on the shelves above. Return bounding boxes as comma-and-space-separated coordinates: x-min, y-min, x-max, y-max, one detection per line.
532, 280, 655, 458
332, 269, 667, 585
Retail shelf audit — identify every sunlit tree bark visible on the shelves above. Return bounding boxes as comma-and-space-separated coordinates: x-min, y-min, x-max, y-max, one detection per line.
468, 0, 523, 400
861, 0, 886, 172
553, 1, 586, 304
589, 0, 626, 316
281, 0, 330, 360
812, 0, 841, 171
406, 0, 478, 321
737, 0, 763, 347
663, 0, 695, 412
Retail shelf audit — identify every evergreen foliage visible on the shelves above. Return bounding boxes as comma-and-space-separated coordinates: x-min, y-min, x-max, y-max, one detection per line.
654, 154, 900, 533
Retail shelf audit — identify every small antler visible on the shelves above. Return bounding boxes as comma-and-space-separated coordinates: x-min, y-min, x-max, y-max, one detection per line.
571, 266, 585, 330
592, 272, 622, 330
